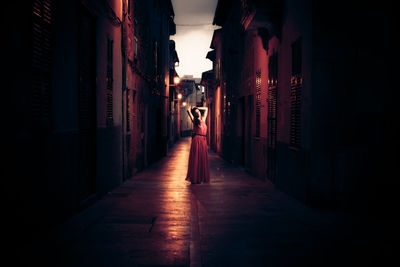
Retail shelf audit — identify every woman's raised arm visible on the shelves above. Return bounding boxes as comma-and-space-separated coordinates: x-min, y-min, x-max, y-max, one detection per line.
187, 107, 194, 123
197, 107, 208, 121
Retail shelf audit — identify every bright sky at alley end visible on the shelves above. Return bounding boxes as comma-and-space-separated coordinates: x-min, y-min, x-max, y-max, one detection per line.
171, 0, 219, 79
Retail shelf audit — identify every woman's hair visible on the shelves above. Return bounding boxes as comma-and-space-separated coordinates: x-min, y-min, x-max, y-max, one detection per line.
191, 107, 200, 126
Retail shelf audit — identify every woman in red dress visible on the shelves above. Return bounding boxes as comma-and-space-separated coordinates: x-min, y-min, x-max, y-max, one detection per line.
186, 106, 210, 184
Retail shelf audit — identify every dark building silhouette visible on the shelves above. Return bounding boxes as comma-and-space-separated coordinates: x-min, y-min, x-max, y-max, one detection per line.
168, 40, 180, 146
131, 0, 176, 167
205, 0, 398, 212
6, 0, 177, 240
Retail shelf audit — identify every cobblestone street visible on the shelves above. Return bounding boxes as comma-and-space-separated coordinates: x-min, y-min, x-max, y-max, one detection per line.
23, 138, 397, 266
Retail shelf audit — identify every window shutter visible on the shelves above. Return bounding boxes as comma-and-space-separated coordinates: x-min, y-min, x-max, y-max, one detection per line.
126, 89, 131, 133
106, 93, 113, 126
290, 37, 302, 149
106, 37, 113, 126
267, 52, 278, 147
32, 0, 53, 128
267, 52, 278, 181
255, 70, 261, 137
154, 41, 158, 77
134, 36, 138, 59
107, 37, 113, 90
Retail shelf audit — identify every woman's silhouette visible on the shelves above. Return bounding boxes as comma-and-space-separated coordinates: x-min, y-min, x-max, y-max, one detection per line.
186, 105, 210, 184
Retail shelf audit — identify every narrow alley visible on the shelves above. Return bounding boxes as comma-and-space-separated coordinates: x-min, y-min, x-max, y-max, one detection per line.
20, 138, 395, 267
4, 0, 399, 266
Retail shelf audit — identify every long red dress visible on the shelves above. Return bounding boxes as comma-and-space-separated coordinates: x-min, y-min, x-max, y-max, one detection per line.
186, 120, 210, 183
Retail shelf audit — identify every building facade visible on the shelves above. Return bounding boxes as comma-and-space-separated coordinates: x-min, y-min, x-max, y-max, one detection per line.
206, 0, 398, 212
7, 0, 177, 237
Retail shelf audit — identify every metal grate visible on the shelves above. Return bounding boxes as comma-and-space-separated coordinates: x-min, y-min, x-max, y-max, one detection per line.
255, 70, 261, 137
290, 37, 302, 149
32, 0, 53, 126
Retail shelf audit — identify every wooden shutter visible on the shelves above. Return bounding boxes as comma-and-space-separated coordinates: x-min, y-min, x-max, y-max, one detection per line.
255, 70, 261, 137
106, 93, 113, 126
126, 89, 131, 133
32, 0, 53, 128
268, 52, 278, 147
267, 52, 278, 181
154, 41, 158, 77
290, 37, 302, 149
106, 37, 113, 90
106, 37, 114, 126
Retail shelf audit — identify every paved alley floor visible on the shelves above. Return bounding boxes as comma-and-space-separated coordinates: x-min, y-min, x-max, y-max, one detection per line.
23, 138, 396, 267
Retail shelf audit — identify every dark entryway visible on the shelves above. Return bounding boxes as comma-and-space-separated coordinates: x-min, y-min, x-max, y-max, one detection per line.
78, 6, 96, 202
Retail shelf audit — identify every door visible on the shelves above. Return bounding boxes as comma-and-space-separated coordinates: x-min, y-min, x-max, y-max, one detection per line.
78, 6, 96, 201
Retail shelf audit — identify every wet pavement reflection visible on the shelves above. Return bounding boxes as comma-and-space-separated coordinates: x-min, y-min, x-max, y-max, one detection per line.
26, 137, 396, 267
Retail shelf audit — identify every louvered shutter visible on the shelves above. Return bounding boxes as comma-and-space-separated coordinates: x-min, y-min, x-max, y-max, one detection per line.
32, 0, 53, 128
255, 70, 261, 137
290, 38, 302, 149
106, 37, 114, 126
267, 52, 278, 181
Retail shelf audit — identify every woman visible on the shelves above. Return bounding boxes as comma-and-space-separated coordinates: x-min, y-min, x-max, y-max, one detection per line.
186, 105, 210, 184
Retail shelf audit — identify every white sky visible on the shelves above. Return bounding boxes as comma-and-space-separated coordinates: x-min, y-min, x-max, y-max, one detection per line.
170, 0, 219, 79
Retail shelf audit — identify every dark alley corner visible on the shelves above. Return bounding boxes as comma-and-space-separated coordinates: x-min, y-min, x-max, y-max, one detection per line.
3, 0, 399, 266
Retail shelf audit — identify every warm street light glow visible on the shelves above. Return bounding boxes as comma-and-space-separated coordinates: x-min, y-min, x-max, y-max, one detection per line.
177, 93, 182, 100
182, 101, 187, 107
174, 76, 180, 85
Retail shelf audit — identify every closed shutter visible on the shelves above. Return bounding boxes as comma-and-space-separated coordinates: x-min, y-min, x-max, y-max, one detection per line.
106, 37, 114, 126
290, 37, 302, 149
32, 0, 53, 128
106, 37, 113, 90
154, 41, 158, 77
106, 93, 113, 126
126, 89, 131, 133
255, 70, 261, 137
267, 52, 278, 181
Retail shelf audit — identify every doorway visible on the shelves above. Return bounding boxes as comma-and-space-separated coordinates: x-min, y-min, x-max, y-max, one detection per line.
78, 6, 96, 202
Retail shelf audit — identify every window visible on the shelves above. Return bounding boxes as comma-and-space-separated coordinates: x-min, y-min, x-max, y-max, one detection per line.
255, 70, 262, 137
106, 36, 113, 126
267, 51, 278, 180
134, 36, 138, 59
268, 52, 278, 144
107, 36, 113, 90
32, 0, 53, 127
290, 37, 302, 149
126, 89, 131, 133
128, 0, 132, 15
106, 93, 113, 126
215, 59, 221, 81
154, 41, 158, 76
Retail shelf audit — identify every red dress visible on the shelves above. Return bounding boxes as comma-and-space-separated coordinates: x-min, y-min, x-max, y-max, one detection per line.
186, 120, 210, 183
